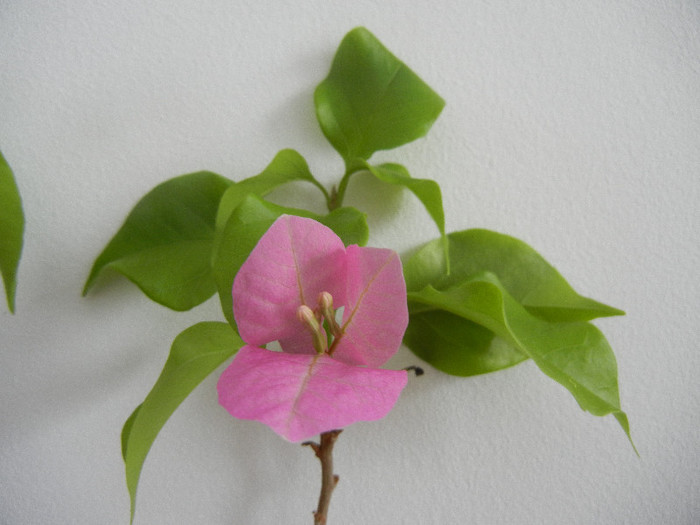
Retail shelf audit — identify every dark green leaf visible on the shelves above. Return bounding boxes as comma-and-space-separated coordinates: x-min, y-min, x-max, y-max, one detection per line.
83, 172, 232, 311
122, 321, 243, 523
314, 27, 445, 165
0, 150, 24, 313
212, 194, 368, 327
404, 310, 527, 376
404, 229, 623, 322
407, 272, 633, 444
215, 149, 328, 230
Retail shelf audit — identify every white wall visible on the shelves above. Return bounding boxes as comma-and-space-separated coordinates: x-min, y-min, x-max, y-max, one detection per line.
1, 2, 698, 523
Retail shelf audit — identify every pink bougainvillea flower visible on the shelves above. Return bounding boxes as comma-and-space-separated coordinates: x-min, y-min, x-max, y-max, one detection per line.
217, 215, 409, 442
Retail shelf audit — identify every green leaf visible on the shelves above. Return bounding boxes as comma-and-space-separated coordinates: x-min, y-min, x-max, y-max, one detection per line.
315, 27, 445, 165
407, 273, 633, 444
212, 194, 368, 327
121, 404, 141, 460
122, 321, 243, 524
404, 288, 527, 378
404, 229, 624, 322
403, 310, 527, 376
83, 172, 232, 311
363, 161, 447, 263
320, 206, 370, 247
0, 150, 24, 313
215, 149, 329, 230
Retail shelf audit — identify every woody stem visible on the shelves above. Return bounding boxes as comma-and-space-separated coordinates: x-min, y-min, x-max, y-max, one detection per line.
303, 430, 342, 525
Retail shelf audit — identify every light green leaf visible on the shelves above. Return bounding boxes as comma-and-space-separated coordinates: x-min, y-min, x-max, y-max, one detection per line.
212, 194, 368, 327
403, 309, 527, 376
404, 229, 623, 322
320, 206, 370, 247
0, 150, 24, 313
407, 272, 633, 444
83, 172, 232, 311
122, 321, 243, 524
363, 161, 447, 263
121, 403, 141, 460
215, 149, 328, 230
314, 27, 445, 165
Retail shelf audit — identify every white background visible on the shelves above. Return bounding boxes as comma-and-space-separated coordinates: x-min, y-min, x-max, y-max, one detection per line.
1, 2, 698, 524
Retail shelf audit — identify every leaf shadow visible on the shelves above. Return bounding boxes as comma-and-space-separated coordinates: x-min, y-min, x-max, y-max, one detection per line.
263, 50, 334, 153
343, 171, 405, 225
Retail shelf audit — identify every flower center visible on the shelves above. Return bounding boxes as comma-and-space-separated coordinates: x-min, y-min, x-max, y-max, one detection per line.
296, 291, 343, 354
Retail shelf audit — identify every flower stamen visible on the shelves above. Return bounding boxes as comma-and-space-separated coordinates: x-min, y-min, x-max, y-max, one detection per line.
297, 305, 327, 354
318, 291, 343, 340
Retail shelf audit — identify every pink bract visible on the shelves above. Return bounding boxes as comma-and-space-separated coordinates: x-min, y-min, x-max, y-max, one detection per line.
218, 346, 408, 442
218, 215, 409, 442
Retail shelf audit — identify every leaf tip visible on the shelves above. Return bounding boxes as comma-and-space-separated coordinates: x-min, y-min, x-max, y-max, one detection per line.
82, 262, 103, 297
614, 411, 639, 457
80, 281, 92, 298
3, 278, 17, 313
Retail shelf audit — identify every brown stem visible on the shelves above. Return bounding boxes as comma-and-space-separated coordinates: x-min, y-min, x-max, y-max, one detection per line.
303, 429, 342, 525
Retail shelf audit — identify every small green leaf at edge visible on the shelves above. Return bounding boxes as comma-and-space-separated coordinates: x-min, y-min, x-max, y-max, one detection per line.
212, 194, 369, 328
314, 26, 445, 165
214, 149, 328, 231
83, 171, 232, 311
403, 228, 624, 323
407, 274, 635, 449
122, 321, 244, 524
0, 150, 24, 313
362, 161, 448, 270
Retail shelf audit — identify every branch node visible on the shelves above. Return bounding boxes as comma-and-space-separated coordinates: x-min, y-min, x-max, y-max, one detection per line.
404, 365, 424, 376
302, 440, 321, 457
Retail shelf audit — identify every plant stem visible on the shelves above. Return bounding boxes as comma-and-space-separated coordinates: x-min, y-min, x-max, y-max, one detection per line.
303, 429, 342, 524
328, 163, 366, 211
310, 178, 332, 205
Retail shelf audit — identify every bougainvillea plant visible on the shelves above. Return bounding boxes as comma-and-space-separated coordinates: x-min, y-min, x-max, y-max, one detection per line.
83, 27, 634, 524
219, 214, 409, 443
